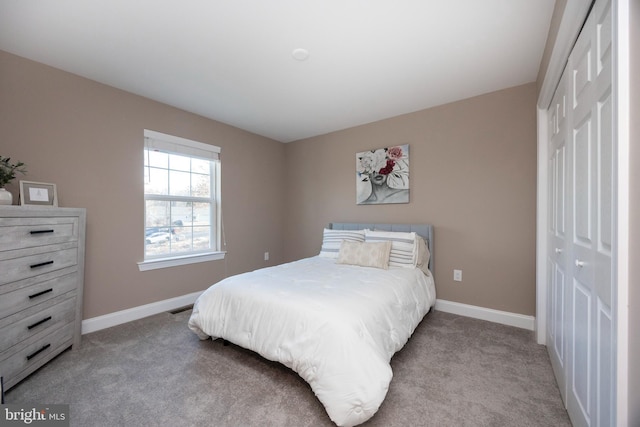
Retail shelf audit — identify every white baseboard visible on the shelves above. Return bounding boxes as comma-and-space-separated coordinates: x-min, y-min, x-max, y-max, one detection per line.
82, 293, 535, 335
435, 299, 535, 331
81, 291, 202, 334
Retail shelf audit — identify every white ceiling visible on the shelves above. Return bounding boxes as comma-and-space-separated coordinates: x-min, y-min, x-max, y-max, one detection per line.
0, 0, 555, 143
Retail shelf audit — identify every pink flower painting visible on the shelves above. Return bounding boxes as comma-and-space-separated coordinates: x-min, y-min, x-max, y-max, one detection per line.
356, 144, 409, 204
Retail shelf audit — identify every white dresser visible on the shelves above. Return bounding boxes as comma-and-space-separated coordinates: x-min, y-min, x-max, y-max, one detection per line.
0, 206, 86, 391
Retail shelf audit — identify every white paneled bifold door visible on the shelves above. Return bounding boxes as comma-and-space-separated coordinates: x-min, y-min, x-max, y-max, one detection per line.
547, 65, 569, 406
546, 0, 615, 426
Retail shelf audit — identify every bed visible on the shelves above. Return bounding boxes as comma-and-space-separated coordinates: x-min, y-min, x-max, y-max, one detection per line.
188, 222, 436, 426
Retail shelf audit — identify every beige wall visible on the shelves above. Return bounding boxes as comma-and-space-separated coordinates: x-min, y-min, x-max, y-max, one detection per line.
0, 50, 286, 319
629, 0, 639, 424
283, 84, 538, 316
0, 51, 540, 320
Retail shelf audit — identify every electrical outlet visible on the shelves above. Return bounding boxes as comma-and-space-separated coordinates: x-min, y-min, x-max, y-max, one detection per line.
453, 269, 462, 282
264, 252, 270, 261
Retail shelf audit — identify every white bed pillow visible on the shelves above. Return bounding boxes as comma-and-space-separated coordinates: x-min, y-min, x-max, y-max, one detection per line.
336, 240, 392, 269
319, 229, 366, 258
364, 230, 418, 269
415, 235, 431, 276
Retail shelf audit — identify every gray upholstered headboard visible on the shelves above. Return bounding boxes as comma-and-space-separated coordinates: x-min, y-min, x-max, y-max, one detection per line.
329, 222, 434, 274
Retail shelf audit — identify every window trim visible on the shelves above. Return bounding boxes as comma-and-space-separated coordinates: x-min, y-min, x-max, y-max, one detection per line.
144, 129, 220, 160
137, 251, 226, 271
140, 129, 224, 271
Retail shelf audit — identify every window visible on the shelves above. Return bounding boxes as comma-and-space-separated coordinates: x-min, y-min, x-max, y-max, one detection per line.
138, 130, 223, 271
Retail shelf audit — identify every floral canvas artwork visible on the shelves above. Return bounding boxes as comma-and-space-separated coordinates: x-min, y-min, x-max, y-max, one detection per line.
356, 144, 409, 205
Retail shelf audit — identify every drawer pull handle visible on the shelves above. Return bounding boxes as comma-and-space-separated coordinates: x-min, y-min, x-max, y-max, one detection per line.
28, 316, 52, 330
29, 288, 53, 299
30, 229, 55, 235
30, 261, 54, 269
26, 344, 51, 361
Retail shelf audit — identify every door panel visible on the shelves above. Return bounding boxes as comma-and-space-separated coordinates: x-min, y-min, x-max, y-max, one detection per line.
547, 0, 615, 426
554, 263, 566, 365
596, 302, 613, 427
573, 116, 592, 245
547, 66, 569, 403
592, 2, 614, 424
573, 43, 592, 110
596, 2, 612, 77
598, 92, 613, 252
572, 279, 592, 422
556, 145, 566, 237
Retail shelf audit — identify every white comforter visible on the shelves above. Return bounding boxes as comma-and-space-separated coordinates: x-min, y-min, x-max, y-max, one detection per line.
188, 256, 436, 426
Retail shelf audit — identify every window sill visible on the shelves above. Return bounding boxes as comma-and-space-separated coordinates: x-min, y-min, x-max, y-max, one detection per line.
138, 251, 226, 271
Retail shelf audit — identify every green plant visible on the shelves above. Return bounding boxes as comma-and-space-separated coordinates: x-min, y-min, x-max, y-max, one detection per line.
0, 156, 27, 187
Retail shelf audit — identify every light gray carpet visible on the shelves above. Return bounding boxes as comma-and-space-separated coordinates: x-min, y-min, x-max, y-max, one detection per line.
6, 309, 571, 426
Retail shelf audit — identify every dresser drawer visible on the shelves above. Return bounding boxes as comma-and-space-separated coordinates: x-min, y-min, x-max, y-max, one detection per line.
0, 272, 78, 320
0, 245, 78, 286
0, 297, 76, 353
0, 216, 79, 251
0, 322, 74, 389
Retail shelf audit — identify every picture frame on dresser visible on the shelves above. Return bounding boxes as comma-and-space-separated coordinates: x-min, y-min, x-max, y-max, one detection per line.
19, 181, 58, 207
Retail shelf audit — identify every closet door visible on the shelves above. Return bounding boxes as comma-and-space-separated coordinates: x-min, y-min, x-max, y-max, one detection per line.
565, 0, 614, 425
547, 69, 569, 404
